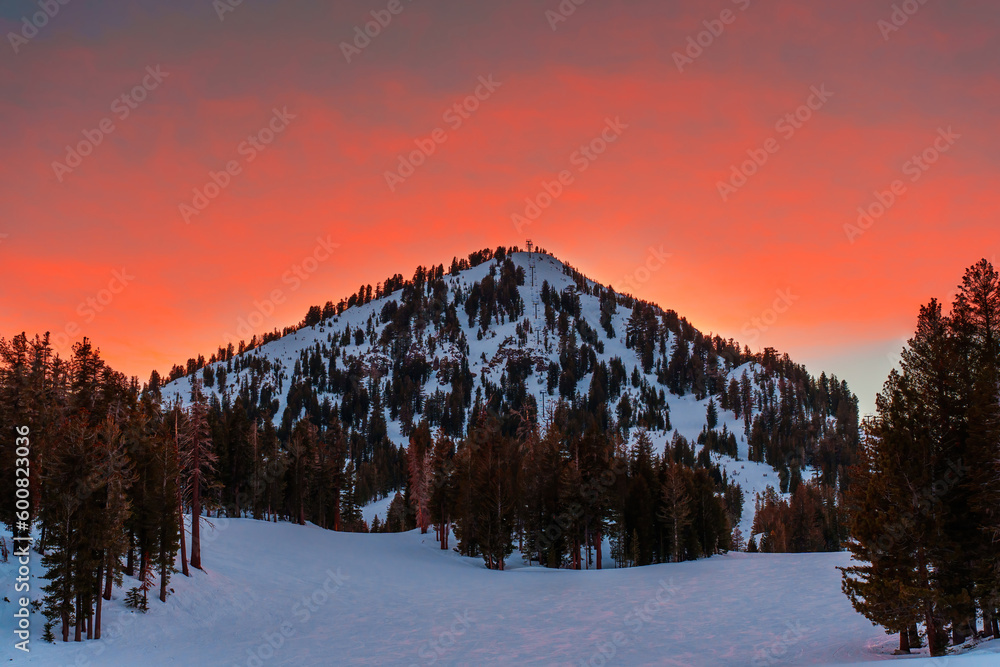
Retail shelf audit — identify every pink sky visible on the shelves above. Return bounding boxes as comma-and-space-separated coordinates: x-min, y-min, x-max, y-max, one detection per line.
2, 0, 998, 413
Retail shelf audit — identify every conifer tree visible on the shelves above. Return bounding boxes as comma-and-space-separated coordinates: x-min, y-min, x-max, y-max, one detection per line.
658, 462, 692, 563
428, 431, 456, 549
182, 380, 216, 569
841, 282, 1000, 656
407, 420, 433, 534
41, 416, 93, 642
287, 419, 317, 526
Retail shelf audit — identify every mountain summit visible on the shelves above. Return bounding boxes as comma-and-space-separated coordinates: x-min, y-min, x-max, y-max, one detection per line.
159, 246, 859, 538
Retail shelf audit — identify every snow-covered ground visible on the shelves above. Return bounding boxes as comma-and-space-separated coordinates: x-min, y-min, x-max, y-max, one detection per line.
4, 519, 998, 665
362, 493, 396, 527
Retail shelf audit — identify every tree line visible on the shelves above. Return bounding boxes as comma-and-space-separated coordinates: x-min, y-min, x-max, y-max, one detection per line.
402, 399, 740, 571
0, 335, 371, 643
842, 259, 1000, 656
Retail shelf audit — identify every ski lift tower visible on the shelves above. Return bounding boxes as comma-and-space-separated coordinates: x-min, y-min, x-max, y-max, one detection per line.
526, 239, 541, 346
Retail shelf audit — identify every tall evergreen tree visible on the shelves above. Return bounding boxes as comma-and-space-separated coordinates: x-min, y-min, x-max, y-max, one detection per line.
182, 380, 216, 570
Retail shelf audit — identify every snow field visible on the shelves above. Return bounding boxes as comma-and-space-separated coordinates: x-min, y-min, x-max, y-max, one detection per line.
4, 518, 998, 665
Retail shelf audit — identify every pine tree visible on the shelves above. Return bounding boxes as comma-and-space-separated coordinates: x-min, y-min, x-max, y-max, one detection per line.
155, 410, 180, 602
428, 431, 456, 549
706, 398, 718, 430
407, 420, 433, 534
624, 429, 657, 566
658, 462, 692, 563
841, 413, 923, 653
40, 416, 92, 642
473, 416, 518, 570
949, 259, 1000, 638
287, 419, 317, 526
841, 288, 990, 656
340, 461, 365, 531
182, 380, 216, 570
92, 413, 135, 636
172, 406, 190, 577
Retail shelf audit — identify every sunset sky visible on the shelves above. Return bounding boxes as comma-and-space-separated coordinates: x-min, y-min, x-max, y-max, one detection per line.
2, 0, 997, 415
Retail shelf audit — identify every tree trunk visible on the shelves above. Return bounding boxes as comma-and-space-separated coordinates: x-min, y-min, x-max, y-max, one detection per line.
908, 623, 921, 648
897, 629, 910, 654
175, 411, 190, 577
333, 491, 341, 532
103, 551, 114, 600
992, 612, 999, 638
179, 502, 190, 577
74, 594, 82, 642
595, 528, 603, 570
918, 552, 944, 656
125, 530, 135, 576
926, 610, 945, 657
95, 560, 104, 639
160, 554, 168, 603
62, 521, 71, 642
191, 461, 202, 569
141, 552, 150, 607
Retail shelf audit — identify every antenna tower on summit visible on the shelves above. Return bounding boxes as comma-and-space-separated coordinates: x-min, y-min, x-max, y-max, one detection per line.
526, 239, 541, 347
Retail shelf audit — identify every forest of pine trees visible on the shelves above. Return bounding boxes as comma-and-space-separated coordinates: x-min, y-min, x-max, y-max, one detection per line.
0, 335, 370, 643
841, 259, 1000, 657
402, 403, 738, 571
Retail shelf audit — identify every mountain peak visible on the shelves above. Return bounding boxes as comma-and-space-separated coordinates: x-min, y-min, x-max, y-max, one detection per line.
159, 245, 859, 537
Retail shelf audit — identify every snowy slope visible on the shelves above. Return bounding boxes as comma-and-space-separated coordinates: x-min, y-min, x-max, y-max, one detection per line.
3, 518, 998, 665
362, 493, 396, 526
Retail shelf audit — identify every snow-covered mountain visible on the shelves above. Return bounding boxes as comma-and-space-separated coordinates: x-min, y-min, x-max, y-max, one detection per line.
160, 248, 859, 537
